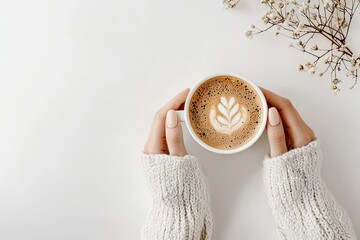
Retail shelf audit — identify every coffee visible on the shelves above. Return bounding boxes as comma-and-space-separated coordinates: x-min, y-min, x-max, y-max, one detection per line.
189, 75, 264, 150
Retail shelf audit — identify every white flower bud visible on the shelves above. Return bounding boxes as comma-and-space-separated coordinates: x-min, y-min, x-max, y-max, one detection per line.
245, 30, 254, 39
311, 44, 318, 51
309, 67, 316, 74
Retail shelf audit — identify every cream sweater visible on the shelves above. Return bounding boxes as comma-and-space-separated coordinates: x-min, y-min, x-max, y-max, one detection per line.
141, 140, 357, 239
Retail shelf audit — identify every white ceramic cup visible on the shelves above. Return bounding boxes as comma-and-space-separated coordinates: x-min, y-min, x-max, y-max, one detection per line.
176, 73, 268, 154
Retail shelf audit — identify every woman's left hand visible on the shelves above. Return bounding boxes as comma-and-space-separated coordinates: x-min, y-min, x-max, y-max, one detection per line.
260, 87, 316, 158
143, 88, 190, 156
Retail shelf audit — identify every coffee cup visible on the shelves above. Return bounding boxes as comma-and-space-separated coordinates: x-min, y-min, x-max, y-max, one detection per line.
176, 73, 268, 154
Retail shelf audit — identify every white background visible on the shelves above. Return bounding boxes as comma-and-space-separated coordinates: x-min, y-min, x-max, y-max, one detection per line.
0, 0, 359, 239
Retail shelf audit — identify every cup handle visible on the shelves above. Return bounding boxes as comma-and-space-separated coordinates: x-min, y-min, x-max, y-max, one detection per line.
175, 110, 185, 122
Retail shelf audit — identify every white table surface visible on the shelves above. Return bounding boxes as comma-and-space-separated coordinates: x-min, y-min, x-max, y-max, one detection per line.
1, 0, 359, 239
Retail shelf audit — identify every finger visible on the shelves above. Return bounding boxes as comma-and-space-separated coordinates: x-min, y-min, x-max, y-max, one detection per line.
165, 110, 187, 156
149, 88, 190, 139
266, 107, 288, 158
260, 87, 310, 139
260, 87, 303, 122
163, 88, 191, 111
260, 87, 316, 147
144, 88, 190, 154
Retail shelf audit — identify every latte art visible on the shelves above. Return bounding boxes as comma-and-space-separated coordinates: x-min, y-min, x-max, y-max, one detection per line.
209, 96, 248, 135
189, 75, 263, 150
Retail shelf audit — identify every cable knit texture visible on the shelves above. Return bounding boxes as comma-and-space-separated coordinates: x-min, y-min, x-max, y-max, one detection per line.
263, 140, 357, 240
141, 153, 212, 240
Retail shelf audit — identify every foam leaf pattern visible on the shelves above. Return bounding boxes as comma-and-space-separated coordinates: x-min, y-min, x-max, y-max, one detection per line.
229, 103, 239, 118
217, 103, 228, 117
209, 96, 248, 135
231, 112, 241, 125
217, 115, 228, 125
221, 96, 228, 107
228, 97, 235, 108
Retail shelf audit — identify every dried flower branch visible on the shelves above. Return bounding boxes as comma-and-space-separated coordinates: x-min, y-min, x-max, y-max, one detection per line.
246, 0, 360, 92
222, 0, 241, 9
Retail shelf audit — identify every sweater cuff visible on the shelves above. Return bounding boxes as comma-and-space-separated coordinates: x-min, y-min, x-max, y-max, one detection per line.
141, 152, 204, 202
263, 140, 322, 204
264, 140, 321, 180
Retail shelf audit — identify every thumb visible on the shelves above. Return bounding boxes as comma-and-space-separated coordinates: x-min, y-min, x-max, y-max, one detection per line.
165, 110, 187, 156
266, 107, 288, 158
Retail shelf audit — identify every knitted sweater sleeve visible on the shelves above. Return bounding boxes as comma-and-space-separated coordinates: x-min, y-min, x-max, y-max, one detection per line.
141, 153, 212, 240
263, 140, 357, 240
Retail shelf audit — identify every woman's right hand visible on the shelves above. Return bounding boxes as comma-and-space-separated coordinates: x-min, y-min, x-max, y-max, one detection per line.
260, 87, 316, 158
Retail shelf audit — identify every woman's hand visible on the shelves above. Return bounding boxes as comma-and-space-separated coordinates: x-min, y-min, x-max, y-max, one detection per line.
260, 87, 316, 158
143, 88, 190, 156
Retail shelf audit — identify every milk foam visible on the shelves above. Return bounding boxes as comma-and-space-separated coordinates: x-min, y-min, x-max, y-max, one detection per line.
209, 96, 248, 135
188, 75, 263, 150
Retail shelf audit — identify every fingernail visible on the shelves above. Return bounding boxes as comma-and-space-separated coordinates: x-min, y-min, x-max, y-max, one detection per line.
269, 107, 280, 126
183, 88, 190, 93
166, 110, 178, 128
